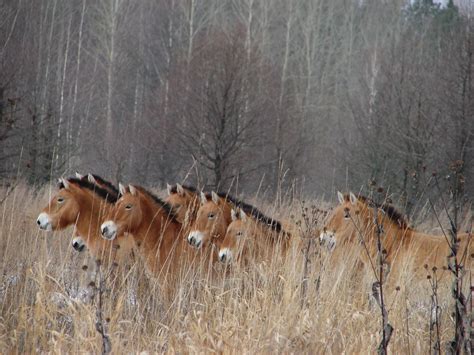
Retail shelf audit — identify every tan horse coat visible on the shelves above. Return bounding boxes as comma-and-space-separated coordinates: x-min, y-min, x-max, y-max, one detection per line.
320, 192, 473, 279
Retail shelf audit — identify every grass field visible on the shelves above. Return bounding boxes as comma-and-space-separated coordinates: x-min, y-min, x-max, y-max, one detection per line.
0, 184, 470, 353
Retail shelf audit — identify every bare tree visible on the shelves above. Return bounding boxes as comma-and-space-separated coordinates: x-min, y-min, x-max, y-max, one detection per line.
165, 27, 278, 189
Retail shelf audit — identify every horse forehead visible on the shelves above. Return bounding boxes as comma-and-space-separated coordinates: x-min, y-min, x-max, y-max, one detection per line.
122, 194, 139, 203
200, 201, 220, 213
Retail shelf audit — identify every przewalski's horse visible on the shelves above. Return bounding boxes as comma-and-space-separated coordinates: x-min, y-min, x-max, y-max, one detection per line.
186, 191, 238, 251
36, 176, 134, 263
165, 183, 200, 228
70, 172, 121, 252
100, 184, 193, 278
218, 207, 289, 265
320, 192, 473, 278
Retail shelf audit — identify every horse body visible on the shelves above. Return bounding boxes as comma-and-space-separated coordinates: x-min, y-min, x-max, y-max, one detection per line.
320, 192, 473, 277
36, 177, 134, 263
101, 185, 192, 277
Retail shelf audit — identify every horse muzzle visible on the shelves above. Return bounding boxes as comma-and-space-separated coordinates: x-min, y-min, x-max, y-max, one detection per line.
319, 231, 337, 252
101, 221, 117, 240
218, 248, 233, 263
187, 231, 204, 248
36, 213, 52, 231
72, 237, 86, 252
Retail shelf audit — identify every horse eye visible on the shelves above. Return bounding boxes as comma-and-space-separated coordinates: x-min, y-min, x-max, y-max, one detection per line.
343, 207, 350, 219
125, 204, 133, 210
57, 197, 64, 203
175, 204, 181, 209
208, 213, 215, 219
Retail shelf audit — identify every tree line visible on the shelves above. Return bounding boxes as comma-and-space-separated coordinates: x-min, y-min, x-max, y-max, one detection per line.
0, 0, 472, 213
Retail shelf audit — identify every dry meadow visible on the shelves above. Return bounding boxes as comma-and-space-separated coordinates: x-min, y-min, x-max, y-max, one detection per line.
0, 184, 470, 353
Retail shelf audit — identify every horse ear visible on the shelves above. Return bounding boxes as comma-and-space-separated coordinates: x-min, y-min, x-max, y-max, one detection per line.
238, 208, 247, 221
349, 192, 357, 205
166, 183, 172, 196
129, 185, 137, 196
75, 172, 83, 179
231, 208, 238, 221
337, 191, 344, 204
87, 173, 97, 184
119, 183, 127, 196
200, 191, 207, 205
61, 178, 70, 190
176, 183, 185, 196
211, 191, 220, 205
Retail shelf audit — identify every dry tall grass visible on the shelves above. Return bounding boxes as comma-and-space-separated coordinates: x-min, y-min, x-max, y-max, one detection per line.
0, 184, 469, 353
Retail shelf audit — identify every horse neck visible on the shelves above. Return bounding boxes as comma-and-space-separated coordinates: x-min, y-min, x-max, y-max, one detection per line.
254, 219, 287, 252
74, 191, 111, 240
238, 219, 276, 263
187, 195, 200, 221
134, 196, 181, 251
181, 195, 199, 228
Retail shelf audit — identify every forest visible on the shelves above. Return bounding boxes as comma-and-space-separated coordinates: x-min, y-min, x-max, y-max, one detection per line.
0, 0, 472, 212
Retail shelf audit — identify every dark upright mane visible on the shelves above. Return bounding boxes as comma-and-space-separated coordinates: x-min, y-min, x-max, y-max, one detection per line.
379, 203, 409, 229
87, 174, 119, 197
58, 177, 118, 203
211, 192, 284, 233
169, 184, 197, 194
135, 186, 178, 221
347, 194, 408, 229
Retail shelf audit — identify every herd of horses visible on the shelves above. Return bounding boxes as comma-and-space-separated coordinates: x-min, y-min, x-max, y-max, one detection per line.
36, 173, 473, 286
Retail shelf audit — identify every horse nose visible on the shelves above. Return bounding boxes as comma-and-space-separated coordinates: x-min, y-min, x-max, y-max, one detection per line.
36, 219, 41, 226
72, 241, 84, 251
188, 236, 195, 246
219, 248, 231, 263
102, 225, 109, 235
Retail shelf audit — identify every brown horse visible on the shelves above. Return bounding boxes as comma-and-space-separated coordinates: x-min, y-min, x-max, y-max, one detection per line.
320, 191, 473, 277
70, 173, 121, 252
100, 184, 193, 277
165, 183, 200, 228
218, 207, 288, 265
186, 191, 249, 252
36, 176, 134, 263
